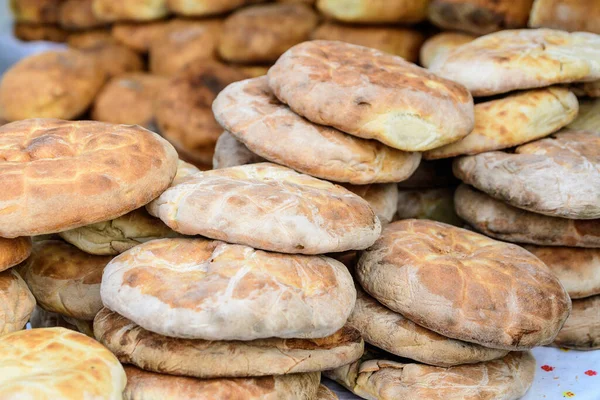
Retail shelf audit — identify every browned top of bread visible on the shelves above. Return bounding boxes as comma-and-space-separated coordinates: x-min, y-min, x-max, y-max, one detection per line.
0, 236, 31, 272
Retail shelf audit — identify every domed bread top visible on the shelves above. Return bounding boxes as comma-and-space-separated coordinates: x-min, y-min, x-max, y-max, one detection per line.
342, 184, 398, 226
0, 119, 178, 238
357, 219, 571, 350
81, 43, 144, 80
420, 32, 475, 69
316, 0, 429, 24
218, 3, 318, 63
453, 130, 600, 219
0, 327, 126, 399
430, 29, 600, 96
213, 77, 421, 184
317, 385, 338, 400
529, 0, 600, 35
101, 238, 357, 340
567, 99, 600, 133
455, 184, 600, 247
91, 0, 168, 22
349, 287, 508, 367
325, 350, 536, 400
123, 365, 321, 400
425, 87, 578, 159
59, 0, 106, 30
0, 236, 32, 272
147, 163, 381, 254
0, 269, 35, 335
10, 0, 63, 23
94, 308, 363, 377
268, 41, 474, 152
18, 240, 110, 320
166, 0, 267, 16
395, 187, 463, 226
553, 295, 600, 350
0, 50, 105, 121
111, 20, 170, 53
212, 131, 266, 169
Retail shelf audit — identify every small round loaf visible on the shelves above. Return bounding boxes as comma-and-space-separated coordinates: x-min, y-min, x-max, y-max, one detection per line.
0, 50, 105, 121
0, 269, 35, 335
212, 131, 265, 169
167, 0, 266, 16
0, 236, 32, 272
529, 0, 600, 35
553, 295, 600, 350
0, 119, 178, 238
91, 0, 168, 22
395, 187, 462, 226
29, 306, 94, 337
67, 29, 114, 49
357, 219, 571, 350
10, 0, 63, 23
95, 308, 363, 377
0, 328, 126, 399
81, 43, 144, 79
316, 0, 429, 24
567, 99, 600, 132
13, 23, 69, 42
59, 0, 106, 30
101, 238, 357, 340
268, 40, 474, 152
147, 163, 381, 254
213, 77, 421, 184
420, 32, 475, 69
111, 20, 170, 53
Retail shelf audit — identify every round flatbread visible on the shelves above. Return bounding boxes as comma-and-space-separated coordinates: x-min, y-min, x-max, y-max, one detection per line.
349, 288, 508, 367
325, 351, 535, 400
455, 184, 600, 247
395, 187, 462, 226
0, 119, 178, 238
342, 184, 398, 225
0, 327, 126, 398
95, 308, 363, 377
166, 0, 265, 16
0, 50, 105, 121
357, 219, 571, 350
529, 0, 600, 34
29, 305, 94, 337
101, 238, 357, 340
0, 236, 31, 272
13, 23, 69, 43
219, 3, 318, 63
59, 0, 106, 30
397, 159, 458, 189
111, 20, 170, 52
454, 130, 600, 219
316, 0, 428, 23
431, 29, 600, 96
91, 0, 168, 22
0, 269, 35, 335
425, 87, 579, 159
567, 98, 600, 132
214, 77, 421, 184
420, 32, 475, 69
147, 163, 381, 254
18, 240, 110, 320
10, 0, 62, 23
553, 295, 600, 350
268, 40, 474, 152
81, 43, 144, 79
212, 131, 266, 169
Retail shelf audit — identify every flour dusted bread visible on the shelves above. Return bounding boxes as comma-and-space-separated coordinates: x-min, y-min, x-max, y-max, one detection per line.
0, 236, 31, 272
213, 77, 421, 184
0, 119, 178, 238
395, 187, 462, 226
529, 0, 600, 34
0, 269, 35, 335
431, 29, 600, 96
212, 131, 265, 169
0, 50, 105, 121
316, 0, 428, 23
0, 327, 126, 399
420, 32, 475, 68
455, 184, 600, 247
123, 366, 321, 400
326, 351, 535, 400
101, 238, 356, 339
425, 87, 578, 159
357, 219, 571, 350
268, 41, 474, 152
454, 130, 600, 219
147, 163, 381, 253
567, 99, 600, 132
167, 0, 266, 16
553, 296, 600, 350
92, 0, 168, 21
343, 184, 398, 226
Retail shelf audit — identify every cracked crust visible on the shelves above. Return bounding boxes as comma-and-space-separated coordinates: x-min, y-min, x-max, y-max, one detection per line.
529, 0, 600, 34
553, 295, 600, 350
95, 308, 363, 377
420, 32, 475, 69
357, 219, 571, 350
0, 236, 31, 272
0, 269, 35, 335
268, 40, 474, 152
316, 0, 428, 23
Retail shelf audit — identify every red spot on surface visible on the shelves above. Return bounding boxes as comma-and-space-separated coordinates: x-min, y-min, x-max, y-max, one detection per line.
584, 370, 597, 376
541, 365, 555, 372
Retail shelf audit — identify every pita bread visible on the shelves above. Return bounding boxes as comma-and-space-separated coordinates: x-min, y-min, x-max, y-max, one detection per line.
553, 295, 600, 350
166, 0, 265, 16
357, 219, 571, 350
111, 20, 170, 52
0, 236, 31, 272
59, 0, 105, 30
268, 41, 474, 152
0, 327, 126, 399
425, 87, 578, 159
101, 238, 357, 340
428, 0, 534, 35
431, 29, 600, 96
0, 269, 35, 335
420, 32, 475, 69
325, 350, 535, 400
349, 287, 508, 366
0, 119, 178, 238
311, 23, 424, 63
29, 305, 94, 337
0, 50, 105, 121
454, 130, 600, 219
567, 98, 600, 132
455, 184, 600, 247
316, 0, 428, 23
10, 0, 62, 23
212, 131, 266, 169
13, 23, 68, 43
317, 385, 338, 400
91, 0, 168, 22
213, 77, 422, 184
397, 159, 458, 188
395, 187, 463, 226
95, 308, 363, 377
342, 184, 398, 226
67, 29, 114, 49
147, 163, 381, 254
123, 365, 321, 400
529, 0, 600, 34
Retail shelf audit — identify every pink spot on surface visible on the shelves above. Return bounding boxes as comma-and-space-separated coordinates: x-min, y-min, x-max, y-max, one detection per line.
541, 365, 555, 372
585, 370, 597, 376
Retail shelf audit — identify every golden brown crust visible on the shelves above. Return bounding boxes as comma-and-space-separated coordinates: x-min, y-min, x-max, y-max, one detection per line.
213, 77, 421, 184
81, 43, 144, 79
95, 308, 363, 377
0, 327, 126, 399
529, 0, 600, 34
268, 40, 474, 152
67, 29, 114, 49
0, 269, 35, 335
0, 236, 32, 272
0, 50, 105, 121
111, 20, 170, 53
91, 0, 168, 22
394, 187, 463, 226
13, 23, 69, 42
357, 219, 571, 350
0, 119, 178, 238
10, 0, 63, 23
59, 0, 105, 30
167, 0, 266, 16
316, 0, 428, 24
420, 32, 475, 69
553, 295, 600, 350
